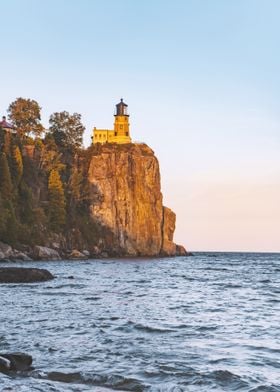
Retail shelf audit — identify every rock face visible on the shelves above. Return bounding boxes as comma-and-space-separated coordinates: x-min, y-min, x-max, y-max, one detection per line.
88, 143, 187, 256
0, 268, 54, 283
161, 207, 177, 256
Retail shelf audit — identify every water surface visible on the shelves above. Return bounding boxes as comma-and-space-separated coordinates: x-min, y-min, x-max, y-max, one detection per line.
0, 253, 280, 391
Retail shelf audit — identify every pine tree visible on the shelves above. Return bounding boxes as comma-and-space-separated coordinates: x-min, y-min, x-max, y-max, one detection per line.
48, 169, 66, 232
18, 181, 34, 224
0, 193, 8, 237
11, 145, 23, 184
0, 152, 13, 200
68, 167, 91, 214
3, 201, 18, 244
0, 127, 4, 152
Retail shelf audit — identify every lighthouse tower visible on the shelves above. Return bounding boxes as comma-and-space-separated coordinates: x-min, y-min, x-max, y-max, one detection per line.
92, 99, 132, 144
112, 99, 131, 143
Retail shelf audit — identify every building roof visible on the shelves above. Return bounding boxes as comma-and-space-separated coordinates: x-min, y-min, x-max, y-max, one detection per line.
0, 116, 15, 129
116, 98, 128, 107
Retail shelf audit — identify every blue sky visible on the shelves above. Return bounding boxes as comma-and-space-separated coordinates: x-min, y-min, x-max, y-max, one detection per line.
1, 0, 279, 251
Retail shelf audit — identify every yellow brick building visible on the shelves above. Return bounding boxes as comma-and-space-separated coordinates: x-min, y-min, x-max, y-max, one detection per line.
92, 99, 132, 144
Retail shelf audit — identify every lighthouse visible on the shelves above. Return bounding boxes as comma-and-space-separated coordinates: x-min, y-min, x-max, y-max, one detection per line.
92, 99, 132, 144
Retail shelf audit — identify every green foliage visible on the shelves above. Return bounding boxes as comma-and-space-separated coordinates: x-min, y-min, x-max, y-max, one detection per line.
11, 145, 23, 185
1, 131, 12, 156
70, 169, 83, 200
48, 169, 66, 232
1, 201, 18, 245
18, 181, 34, 224
0, 152, 13, 199
68, 167, 90, 205
49, 111, 85, 150
0, 97, 100, 250
0, 194, 9, 237
74, 212, 106, 246
40, 148, 65, 174
8, 97, 44, 138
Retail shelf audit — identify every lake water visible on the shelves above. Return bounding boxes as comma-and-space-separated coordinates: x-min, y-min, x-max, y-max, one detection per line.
0, 253, 280, 391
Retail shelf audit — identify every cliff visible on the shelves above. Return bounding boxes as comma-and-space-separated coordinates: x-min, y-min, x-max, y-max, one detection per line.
0, 124, 187, 259
88, 143, 186, 257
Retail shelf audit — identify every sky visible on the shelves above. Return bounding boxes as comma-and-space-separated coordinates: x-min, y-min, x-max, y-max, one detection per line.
1, 0, 279, 252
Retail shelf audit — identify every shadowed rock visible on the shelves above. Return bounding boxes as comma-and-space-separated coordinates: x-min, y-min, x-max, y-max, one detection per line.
47, 371, 81, 383
0, 268, 54, 283
0, 353, 33, 373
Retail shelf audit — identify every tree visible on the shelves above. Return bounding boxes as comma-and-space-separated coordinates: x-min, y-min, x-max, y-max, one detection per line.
0, 194, 8, 237
2, 201, 18, 244
49, 111, 85, 150
11, 145, 23, 184
0, 128, 13, 156
18, 181, 33, 224
8, 98, 44, 138
48, 169, 66, 232
68, 166, 91, 211
0, 152, 13, 200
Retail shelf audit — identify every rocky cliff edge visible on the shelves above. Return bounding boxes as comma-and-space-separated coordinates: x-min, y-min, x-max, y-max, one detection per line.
88, 143, 187, 257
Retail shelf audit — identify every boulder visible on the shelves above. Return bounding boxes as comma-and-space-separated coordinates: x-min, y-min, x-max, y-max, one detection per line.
11, 251, 33, 262
33, 246, 61, 261
47, 371, 81, 383
0, 356, 11, 373
0, 268, 54, 283
68, 249, 88, 260
0, 242, 13, 259
0, 353, 33, 373
0, 244, 33, 262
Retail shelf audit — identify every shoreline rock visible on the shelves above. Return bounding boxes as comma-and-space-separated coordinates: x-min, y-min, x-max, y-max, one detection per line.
68, 249, 88, 260
0, 353, 33, 374
0, 240, 192, 262
0, 267, 54, 283
32, 246, 61, 261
